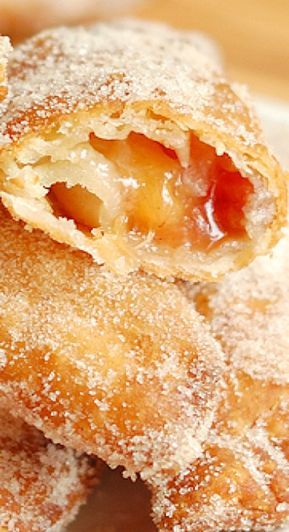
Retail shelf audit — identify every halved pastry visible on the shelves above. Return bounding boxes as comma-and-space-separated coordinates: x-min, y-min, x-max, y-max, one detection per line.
0, 203, 224, 479
0, 408, 100, 532
150, 234, 289, 530
0, 36, 10, 103
0, 21, 286, 281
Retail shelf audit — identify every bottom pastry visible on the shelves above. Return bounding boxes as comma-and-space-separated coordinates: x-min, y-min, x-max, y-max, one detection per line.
0, 408, 100, 532
150, 235, 289, 530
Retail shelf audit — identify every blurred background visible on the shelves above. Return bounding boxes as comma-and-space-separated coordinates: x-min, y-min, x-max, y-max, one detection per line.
1, 1, 288, 531
136, 0, 289, 101
0, 0, 288, 101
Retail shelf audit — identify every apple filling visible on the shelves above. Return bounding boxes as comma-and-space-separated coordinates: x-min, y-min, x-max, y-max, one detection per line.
50, 132, 253, 250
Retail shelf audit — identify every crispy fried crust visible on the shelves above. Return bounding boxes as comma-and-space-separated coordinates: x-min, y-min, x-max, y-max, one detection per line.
0, 408, 100, 532
0, 203, 224, 479
0, 20, 286, 281
150, 235, 289, 530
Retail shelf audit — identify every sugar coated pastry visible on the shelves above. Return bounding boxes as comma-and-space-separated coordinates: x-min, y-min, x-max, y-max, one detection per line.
181, 29, 223, 66
0, 408, 100, 532
0, 20, 286, 282
0, 0, 141, 42
150, 235, 289, 530
0, 204, 224, 479
0, 36, 11, 102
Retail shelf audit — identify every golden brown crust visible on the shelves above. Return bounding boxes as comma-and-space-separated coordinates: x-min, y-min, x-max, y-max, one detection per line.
190, 233, 289, 384
0, 21, 286, 282
151, 373, 289, 531
0, 203, 224, 479
0, 21, 261, 146
150, 235, 289, 530
0, 408, 100, 532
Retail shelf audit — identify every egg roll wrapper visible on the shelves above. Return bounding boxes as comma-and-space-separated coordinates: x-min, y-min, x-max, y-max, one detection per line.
150, 235, 289, 530
0, 408, 100, 532
0, 21, 285, 281
0, 204, 224, 479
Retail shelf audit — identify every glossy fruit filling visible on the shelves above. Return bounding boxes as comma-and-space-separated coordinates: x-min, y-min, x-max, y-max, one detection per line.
51, 132, 253, 250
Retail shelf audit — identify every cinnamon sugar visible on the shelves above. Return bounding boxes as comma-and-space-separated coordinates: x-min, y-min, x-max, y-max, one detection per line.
0, 408, 99, 532
152, 234, 289, 530
190, 232, 289, 384
0, 20, 261, 147
0, 204, 224, 478
0, 20, 284, 283
150, 364, 289, 530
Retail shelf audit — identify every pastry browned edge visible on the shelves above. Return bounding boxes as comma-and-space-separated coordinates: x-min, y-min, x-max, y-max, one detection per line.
0, 408, 100, 532
2, 33, 103, 532
0, 20, 285, 282
0, 202, 224, 480
149, 234, 289, 530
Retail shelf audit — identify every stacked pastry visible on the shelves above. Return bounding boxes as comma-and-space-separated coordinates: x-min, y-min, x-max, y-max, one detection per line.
151, 237, 289, 530
0, 34, 103, 532
0, 19, 288, 531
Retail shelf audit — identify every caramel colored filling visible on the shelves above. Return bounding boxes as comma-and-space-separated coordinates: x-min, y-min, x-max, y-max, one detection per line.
51, 132, 253, 250
52, 183, 102, 229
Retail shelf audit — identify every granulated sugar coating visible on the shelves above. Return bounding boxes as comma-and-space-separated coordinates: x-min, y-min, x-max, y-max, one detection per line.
0, 408, 99, 532
149, 236, 289, 530
0, 204, 224, 479
150, 369, 289, 531
191, 232, 289, 385
0, 19, 259, 146
0, 20, 286, 283
0, 36, 11, 102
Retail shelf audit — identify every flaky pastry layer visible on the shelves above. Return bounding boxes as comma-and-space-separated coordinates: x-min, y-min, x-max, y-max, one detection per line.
0, 203, 224, 479
0, 21, 286, 281
0, 408, 99, 532
149, 233, 289, 530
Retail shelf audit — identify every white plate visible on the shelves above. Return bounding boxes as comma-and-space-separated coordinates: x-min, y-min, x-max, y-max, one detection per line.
69, 97, 289, 532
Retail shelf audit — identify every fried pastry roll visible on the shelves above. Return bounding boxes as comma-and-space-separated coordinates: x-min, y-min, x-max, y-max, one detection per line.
0, 36, 10, 103
0, 204, 224, 479
0, 20, 285, 281
150, 236, 289, 530
0, 408, 99, 532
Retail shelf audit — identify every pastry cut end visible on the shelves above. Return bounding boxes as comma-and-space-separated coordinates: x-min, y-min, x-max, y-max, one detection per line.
0, 22, 286, 280
0, 108, 284, 281
50, 132, 253, 251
